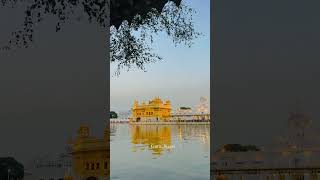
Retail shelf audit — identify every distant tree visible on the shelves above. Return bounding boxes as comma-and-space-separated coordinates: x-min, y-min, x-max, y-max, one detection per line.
180, 107, 191, 110
0, 157, 24, 180
1, 0, 200, 75
218, 144, 260, 152
110, 111, 118, 119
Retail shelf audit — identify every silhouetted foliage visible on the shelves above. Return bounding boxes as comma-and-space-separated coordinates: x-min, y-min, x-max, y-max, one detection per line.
180, 107, 191, 110
0, 157, 24, 180
218, 144, 260, 152
1, 0, 199, 75
111, 1, 200, 75
110, 111, 117, 118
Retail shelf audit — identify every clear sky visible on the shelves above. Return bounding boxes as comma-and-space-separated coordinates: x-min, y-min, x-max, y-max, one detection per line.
111, 0, 210, 112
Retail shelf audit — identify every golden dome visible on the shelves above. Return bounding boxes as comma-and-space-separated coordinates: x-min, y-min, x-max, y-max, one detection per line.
77, 123, 90, 138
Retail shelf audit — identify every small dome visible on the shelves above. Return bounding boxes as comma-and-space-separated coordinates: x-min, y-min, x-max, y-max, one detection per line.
77, 124, 90, 138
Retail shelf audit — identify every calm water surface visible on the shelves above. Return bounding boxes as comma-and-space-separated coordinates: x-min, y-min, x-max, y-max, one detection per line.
110, 124, 210, 180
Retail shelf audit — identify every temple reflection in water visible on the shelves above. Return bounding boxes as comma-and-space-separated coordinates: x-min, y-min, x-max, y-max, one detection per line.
129, 124, 210, 157
110, 123, 210, 180
130, 125, 173, 156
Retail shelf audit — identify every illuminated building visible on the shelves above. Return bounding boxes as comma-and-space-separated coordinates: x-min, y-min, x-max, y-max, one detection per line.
130, 97, 171, 122
67, 124, 109, 180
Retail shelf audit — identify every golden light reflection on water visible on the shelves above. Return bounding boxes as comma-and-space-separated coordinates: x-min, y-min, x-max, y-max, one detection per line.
110, 124, 210, 180
129, 125, 210, 157
130, 125, 172, 156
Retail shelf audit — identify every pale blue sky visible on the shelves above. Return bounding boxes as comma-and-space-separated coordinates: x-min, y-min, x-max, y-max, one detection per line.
111, 0, 210, 112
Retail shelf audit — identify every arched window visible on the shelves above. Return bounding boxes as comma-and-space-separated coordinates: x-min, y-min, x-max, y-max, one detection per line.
104, 161, 108, 169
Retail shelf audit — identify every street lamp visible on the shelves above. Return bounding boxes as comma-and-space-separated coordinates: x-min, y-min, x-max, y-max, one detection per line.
7, 168, 10, 180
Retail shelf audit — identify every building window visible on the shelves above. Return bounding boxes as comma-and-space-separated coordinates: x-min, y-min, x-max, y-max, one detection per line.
104, 161, 108, 169
96, 162, 100, 169
91, 163, 95, 170
86, 162, 89, 170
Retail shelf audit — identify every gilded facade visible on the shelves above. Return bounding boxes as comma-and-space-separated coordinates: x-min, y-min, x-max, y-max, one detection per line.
66, 124, 109, 180
130, 97, 171, 122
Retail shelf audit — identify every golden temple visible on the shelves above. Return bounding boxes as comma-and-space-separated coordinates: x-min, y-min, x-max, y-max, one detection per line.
130, 97, 171, 122
65, 124, 109, 180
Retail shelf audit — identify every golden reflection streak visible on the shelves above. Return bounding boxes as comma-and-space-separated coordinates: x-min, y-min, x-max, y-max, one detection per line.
129, 125, 210, 157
